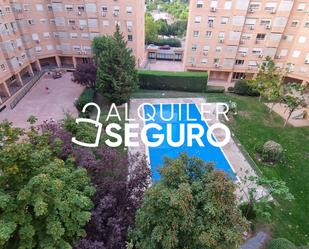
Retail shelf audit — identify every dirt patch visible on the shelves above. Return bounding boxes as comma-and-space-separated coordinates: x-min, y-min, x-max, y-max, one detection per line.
238, 111, 251, 119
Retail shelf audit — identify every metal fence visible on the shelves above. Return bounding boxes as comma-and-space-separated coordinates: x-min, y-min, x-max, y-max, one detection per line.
10, 70, 46, 109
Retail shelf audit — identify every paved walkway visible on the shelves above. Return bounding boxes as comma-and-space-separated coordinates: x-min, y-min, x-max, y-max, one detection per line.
144, 60, 184, 72
240, 232, 270, 249
129, 98, 268, 201
0, 72, 84, 129
266, 103, 309, 127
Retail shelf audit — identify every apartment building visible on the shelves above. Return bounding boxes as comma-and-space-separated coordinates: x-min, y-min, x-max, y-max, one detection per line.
184, 0, 309, 84
0, 0, 145, 106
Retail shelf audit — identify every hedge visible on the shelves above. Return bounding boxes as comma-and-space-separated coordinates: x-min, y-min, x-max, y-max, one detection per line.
205, 86, 225, 93
138, 70, 208, 92
234, 79, 259, 96
150, 38, 182, 47
267, 238, 296, 249
75, 87, 95, 116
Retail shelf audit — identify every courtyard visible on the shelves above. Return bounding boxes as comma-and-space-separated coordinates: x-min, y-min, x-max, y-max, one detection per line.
0, 72, 84, 129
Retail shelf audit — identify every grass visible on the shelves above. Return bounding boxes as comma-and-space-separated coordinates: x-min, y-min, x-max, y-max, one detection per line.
132, 89, 309, 245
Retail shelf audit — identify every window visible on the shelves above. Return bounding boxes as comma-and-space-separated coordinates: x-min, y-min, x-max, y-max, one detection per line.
126, 6, 133, 13
297, 3, 306, 11
224, 1, 232, 10
0, 8, 3, 15
81, 33, 89, 39
195, 16, 201, 23
292, 50, 301, 58
128, 35, 133, 41
78, 6, 85, 12
1, 64, 6, 71
197, 0, 204, 8
102, 6, 108, 16
233, 72, 245, 79
260, 19, 271, 26
28, 19, 35, 25
215, 46, 222, 52
235, 59, 245, 65
248, 61, 257, 67
68, 19, 76, 25
43, 32, 50, 38
206, 31, 212, 38
65, 5, 73, 12
113, 6, 120, 16
299, 36, 307, 44
249, 3, 261, 11
48, 5, 52, 11
127, 21, 133, 31
208, 17, 215, 27
103, 20, 109, 26
46, 45, 54, 51
291, 20, 299, 27
71, 33, 78, 39
201, 58, 207, 64
279, 49, 288, 57
221, 17, 229, 24
5, 7, 11, 13
305, 21, 309, 28
40, 19, 47, 24
256, 33, 266, 40
36, 4, 44, 11
24, 4, 30, 11
193, 31, 199, 37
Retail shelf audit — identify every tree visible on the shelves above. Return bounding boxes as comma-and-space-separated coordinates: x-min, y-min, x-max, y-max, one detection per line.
0, 121, 95, 249
249, 56, 285, 109
40, 120, 151, 249
129, 154, 249, 249
95, 25, 139, 105
145, 13, 159, 44
73, 62, 97, 88
281, 83, 307, 127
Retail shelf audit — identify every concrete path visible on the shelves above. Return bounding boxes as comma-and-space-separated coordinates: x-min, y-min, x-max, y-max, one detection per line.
0, 72, 84, 129
240, 232, 270, 249
145, 60, 184, 72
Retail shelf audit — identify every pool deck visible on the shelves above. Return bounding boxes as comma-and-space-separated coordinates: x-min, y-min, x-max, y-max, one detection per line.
129, 98, 268, 202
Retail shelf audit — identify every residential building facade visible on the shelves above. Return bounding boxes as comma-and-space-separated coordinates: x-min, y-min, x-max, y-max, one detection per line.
184, 0, 309, 84
0, 0, 145, 106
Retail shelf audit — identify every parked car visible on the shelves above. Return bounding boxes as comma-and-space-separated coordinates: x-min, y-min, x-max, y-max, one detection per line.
159, 45, 171, 50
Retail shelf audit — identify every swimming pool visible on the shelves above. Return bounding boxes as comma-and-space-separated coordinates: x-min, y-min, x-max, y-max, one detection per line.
144, 103, 236, 181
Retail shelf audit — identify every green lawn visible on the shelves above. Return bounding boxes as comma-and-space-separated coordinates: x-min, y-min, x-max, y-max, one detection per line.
132, 90, 309, 245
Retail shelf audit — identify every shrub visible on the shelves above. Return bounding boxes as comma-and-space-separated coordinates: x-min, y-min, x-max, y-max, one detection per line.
234, 79, 259, 96
75, 88, 95, 115
267, 238, 296, 249
227, 86, 235, 92
138, 70, 208, 92
73, 62, 97, 87
262, 140, 283, 163
151, 38, 182, 47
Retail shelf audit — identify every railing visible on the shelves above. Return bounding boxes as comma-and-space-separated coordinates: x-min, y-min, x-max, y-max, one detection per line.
10, 70, 46, 109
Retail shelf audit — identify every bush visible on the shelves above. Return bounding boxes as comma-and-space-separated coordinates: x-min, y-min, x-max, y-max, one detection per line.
262, 140, 283, 163
138, 70, 208, 92
234, 79, 259, 96
151, 38, 182, 47
227, 86, 235, 92
75, 88, 95, 115
73, 62, 97, 87
267, 238, 296, 249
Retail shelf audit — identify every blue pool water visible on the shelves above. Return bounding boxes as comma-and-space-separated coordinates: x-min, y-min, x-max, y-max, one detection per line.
144, 103, 235, 181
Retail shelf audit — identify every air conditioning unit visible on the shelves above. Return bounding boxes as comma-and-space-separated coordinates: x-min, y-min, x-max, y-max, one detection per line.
219, 38, 224, 43
305, 59, 309, 64
127, 26, 132, 32
210, 7, 216, 12
240, 39, 245, 44
241, 53, 246, 57
282, 35, 288, 40
248, 8, 254, 13
80, 26, 84, 30
203, 51, 208, 56
250, 25, 255, 30
78, 51, 82, 54
266, 24, 271, 29
113, 11, 119, 16
275, 55, 281, 59
270, 8, 276, 14
102, 11, 107, 17
19, 61, 23, 66
258, 54, 263, 58
214, 63, 220, 68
